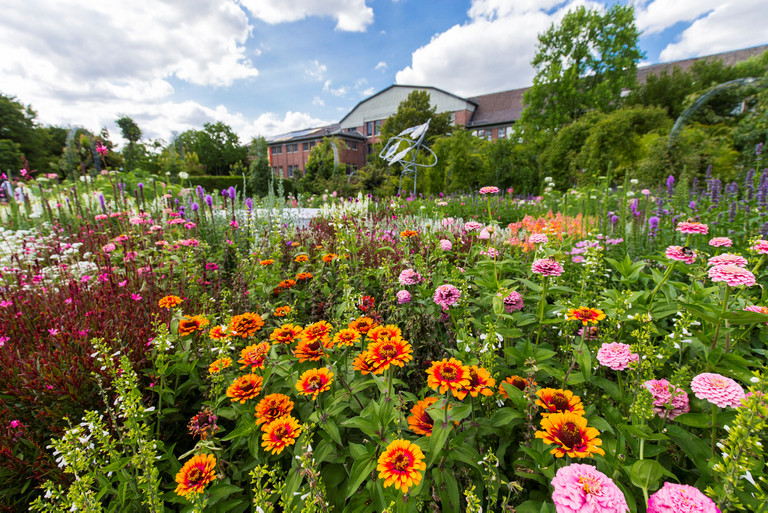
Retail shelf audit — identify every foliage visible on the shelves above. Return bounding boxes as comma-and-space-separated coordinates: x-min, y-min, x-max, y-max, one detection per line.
175, 122, 248, 176
116, 116, 143, 173
247, 136, 272, 197
430, 129, 489, 194
299, 138, 347, 195
379, 90, 453, 149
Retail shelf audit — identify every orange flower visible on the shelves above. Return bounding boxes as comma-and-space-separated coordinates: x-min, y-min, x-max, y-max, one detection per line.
261, 416, 301, 455
209, 325, 229, 340
293, 338, 327, 362
368, 324, 402, 342
278, 279, 297, 289
455, 366, 496, 400
238, 342, 271, 371
377, 439, 426, 493
407, 397, 439, 436
296, 272, 314, 282
274, 306, 291, 317
270, 324, 303, 344
296, 368, 333, 400
294, 254, 309, 263
174, 453, 217, 497
260, 259, 274, 266
255, 393, 294, 427
178, 315, 209, 336
534, 411, 605, 458
349, 316, 377, 334
352, 351, 376, 374
301, 321, 333, 344
209, 357, 232, 374
566, 306, 606, 325
426, 358, 471, 397
535, 388, 585, 417
321, 253, 338, 263
158, 295, 183, 309
226, 374, 264, 404
228, 312, 265, 338
498, 376, 531, 398
400, 230, 418, 238
365, 337, 413, 374
332, 328, 361, 347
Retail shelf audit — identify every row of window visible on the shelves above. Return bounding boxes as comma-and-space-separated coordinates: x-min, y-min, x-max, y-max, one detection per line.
271, 141, 318, 156
271, 166, 300, 178
471, 126, 512, 140
365, 120, 382, 137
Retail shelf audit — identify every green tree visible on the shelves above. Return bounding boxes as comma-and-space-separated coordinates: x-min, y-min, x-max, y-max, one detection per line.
378, 90, 453, 150
116, 116, 142, 172
175, 122, 247, 176
521, 4, 643, 133
246, 136, 272, 197
300, 138, 346, 194
430, 129, 488, 193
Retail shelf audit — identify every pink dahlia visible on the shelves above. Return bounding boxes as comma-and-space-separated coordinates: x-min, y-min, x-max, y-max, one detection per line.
744, 305, 768, 325
708, 237, 732, 247
464, 221, 484, 231
691, 373, 745, 409
396, 290, 412, 304
503, 291, 524, 313
531, 258, 564, 277
676, 222, 709, 235
529, 233, 549, 244
665, 246, 696, 264
433, 284, 461, 309
439, 239, 452, 251
479, 186, 500, 194
597, 343, 638, 371
751, 239, 768, 254
708, 264, 756, 287
642, 379, 690, 420
707, 253, 747, 267
647, 482, 720, 513
551, 463, 629, 513
398, 269, 422, 286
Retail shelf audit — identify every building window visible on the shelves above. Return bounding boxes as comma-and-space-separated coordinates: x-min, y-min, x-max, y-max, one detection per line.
450, 112, 456, 125
277, 146, 283, 154
303, 142, 309, 151
310, 141, 316, 148
351, 141, 358, 150
367, 144, 373, 154
497, 127, 507, 139
366, 121, 373, 136
288, 165, 294, 178
292, 143, 298, 152
374, 120, 381, 136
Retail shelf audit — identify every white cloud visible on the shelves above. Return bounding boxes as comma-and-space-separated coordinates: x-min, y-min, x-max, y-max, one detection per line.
375, 61, 387, 71
635, 0, 721, 35
239, 0, 373, 32
361, 87, 375, 96
323, 80, 348, 97
305, 60, 327, 81
312, 96, 325, 106
395, 0, 601, 97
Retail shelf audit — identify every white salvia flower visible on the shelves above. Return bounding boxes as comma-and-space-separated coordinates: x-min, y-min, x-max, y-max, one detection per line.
743, 470, 757, 486
750, 376, 760, 383
144, 407, 156, 412
724, 425, 730, 432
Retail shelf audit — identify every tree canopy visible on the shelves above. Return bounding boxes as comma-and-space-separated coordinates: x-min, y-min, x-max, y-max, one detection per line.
378, 90, 453, 149
175, 122, 247, 176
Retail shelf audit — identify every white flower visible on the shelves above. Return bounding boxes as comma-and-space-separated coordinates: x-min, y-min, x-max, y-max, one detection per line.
742, 470, 757, 486
750, 376, 760, 383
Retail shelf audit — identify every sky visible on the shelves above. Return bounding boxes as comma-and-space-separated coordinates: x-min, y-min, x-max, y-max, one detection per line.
0, 0, 766, 147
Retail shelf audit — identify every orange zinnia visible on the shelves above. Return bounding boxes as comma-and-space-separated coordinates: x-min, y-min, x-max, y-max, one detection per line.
260, 259, 274, 266
174, 453, 217, 497
455, 365, 496, 400
294, 254, 309, 263
261, 416, 301, 455
270, 324, 303, 344
301, 321, 333, 344
178, 315, 209, 336
566, 306, 606, 325
293, 338, 327, 362
321, 253, 337, 263
535, 388, 585, 417
255, 393, 294, 427
228, 312, 265, 338
365, 337, 413, 374
296, 272, 313, 282
226, 374, 264, 404
278, 279, 297, 289
407, 397, 439, 436
400, 230, 418, 238
158, 295, 183, 309
349, 316, 377, 334
426, 358, 471, 397
352, 351, 377, 374
332, 328, 361, 347
296, 368, 333, 400
377, 439, 426, 493
209, 357, 232, 374
209, 325, 229, 340
498, 376, 531, 398
534, 411, 605, 458
238, 342, 271, 371
274, 306, 291, 317
368, 324, 402, 342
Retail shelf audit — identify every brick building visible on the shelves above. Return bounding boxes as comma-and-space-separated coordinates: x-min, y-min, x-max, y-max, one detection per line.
267, 44, 768, 179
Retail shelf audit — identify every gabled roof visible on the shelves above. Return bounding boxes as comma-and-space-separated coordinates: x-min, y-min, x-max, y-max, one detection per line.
268, 124, 366, 144
467, 87, 528, 127
636, 44, 768, 83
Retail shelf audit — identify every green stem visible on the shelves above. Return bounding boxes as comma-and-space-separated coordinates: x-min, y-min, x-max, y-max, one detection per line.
710, 284, 731, 352
647, 261, 676, 305
534, 277, 549, 349
711, 406, 718, 457
731, 254, 765, 304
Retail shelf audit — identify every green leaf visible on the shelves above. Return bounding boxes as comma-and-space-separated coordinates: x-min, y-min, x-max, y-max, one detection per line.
490, 407, 525, 427
617, 424, 669, 441
345, 457, 377, 499
428, 418, 453, 467
341, 416, 379, 439
629, 459, 663, 491
674, 413, 714, 428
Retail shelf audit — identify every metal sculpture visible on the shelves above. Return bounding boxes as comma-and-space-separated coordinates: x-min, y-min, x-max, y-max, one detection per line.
378, 119, 438, 195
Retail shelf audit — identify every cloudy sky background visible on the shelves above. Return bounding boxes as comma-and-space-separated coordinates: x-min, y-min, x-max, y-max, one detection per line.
0, 0, 766, 146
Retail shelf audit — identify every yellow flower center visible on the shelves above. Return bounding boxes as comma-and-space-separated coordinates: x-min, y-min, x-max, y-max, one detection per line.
392, 452, 410, 471
440, 366, 457, 380
579, 475, 601, 494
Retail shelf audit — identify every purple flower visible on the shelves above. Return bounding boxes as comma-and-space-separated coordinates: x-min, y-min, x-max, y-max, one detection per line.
610, 215, 619, 226
138, 182, 144, 190
245, 197, 253, 211
228, 186, 236, 200
204, 194, 213, 207
757, 142, 764, 157
190, 202, 199, 211
396, 290, 411, 304
99, 194, 106, 213
666, 175, 675, 196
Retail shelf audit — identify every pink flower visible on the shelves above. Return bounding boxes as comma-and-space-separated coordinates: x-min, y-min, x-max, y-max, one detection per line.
10, 420, 21, 428
503, 291, 524, 313
531, 258, 564, 277
743, 305, 768, 325
0, 300, 12, 308
480, 248, 499, 258
572, 256, 585, 263
439, 239, 452, 251
642, 379, 690, 420
131, 294, 142, 301
185, 222, 197, 229
96, 143, 108, 156
102, 243, 116, 253
647, 482, 720, 513
396, 290, 411, 304
464, 221, 484, 231
751, 240, 768, 254
94, 214, 108, 220
707, 253, 747, 267
398, 269, 422, 286
708, 264, 756, 287
478, 228, 491, 240
229, 220, 239, 229
551, 463, 629, 513
0, 336, 8, 347
597, 343, 638, 371
205, 263, 219, 271
529, 233, 548, 244
665, 246, 696, 264
691, 372, 745, 408
118, 280, 128, 287
47, 328, 59, 336
676, 221, 709, 235
433, 284, 461, 309
708, 237, 732, 247
479, 186, 499, 194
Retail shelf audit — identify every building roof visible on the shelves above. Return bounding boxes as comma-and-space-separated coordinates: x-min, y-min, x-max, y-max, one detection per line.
466, 87, 528, 127
636, 44, 768, 84
269, 124, 366, 144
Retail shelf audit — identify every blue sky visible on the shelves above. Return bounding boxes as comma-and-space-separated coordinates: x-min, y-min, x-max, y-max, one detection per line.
0, 0, 766, 146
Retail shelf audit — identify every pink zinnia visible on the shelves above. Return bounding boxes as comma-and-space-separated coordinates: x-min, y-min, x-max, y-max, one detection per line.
478, 227, 492, 240
529, 233, 548, 244
708, 237, 732, 247
708, 264, 756, 287
94, 214, 108, 220
479, 186, 499, 194
707, 253, 747, 267
503, 291, 524, 313
597, 343, 638, 371
433, 284, 461, 309
642, 379, 690, 420
691, 373, 745, 409
676, 222, 709, 235
439, 239, 452, 251
551, 463, 629, 513
531, 258, 564, 277
398, 269, 422, 286
665, 246, 696, 264
464, 221, 483, 231
102, 243, 116, 253
751, 240, 768, 254
647, 482, 720, 513
480, 248, 499, 258
396, 290, 411, 304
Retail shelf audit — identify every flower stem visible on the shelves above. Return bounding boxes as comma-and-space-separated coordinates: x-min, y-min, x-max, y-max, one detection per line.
534, 277, 549, 349
711, 406, 718, 457
710, 284, 731, 352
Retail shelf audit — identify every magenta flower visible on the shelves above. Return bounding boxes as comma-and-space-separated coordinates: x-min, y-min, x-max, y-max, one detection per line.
596, 343, 638, 371
642, 379, 690, 420
398, 269, 422, 286
396, 290, 411, 304
665, 246, 696, 264
433, 284, 461, 309
708, 237, 732, 247
751, 240, 768, 254
691, 373, 745, 408
479, 186, 499, 194
96, 142, 108, 156
708, 264, 756, 287
647, 482, 720, 513
439, 239, 452, 251
205, 262, 219, 271
529, 233, 548, 244
676, 221, 709, 235
551, 463, 629, 513
531, 258, 564, 277
503, 291, 524, 313
707, 254, 747, 267
102, 243, 116, 253
464, 221, 484, 231
131, 294, 143, 301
